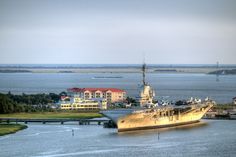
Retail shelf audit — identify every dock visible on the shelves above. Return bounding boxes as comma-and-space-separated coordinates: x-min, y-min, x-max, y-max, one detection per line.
0, 118, 110, 125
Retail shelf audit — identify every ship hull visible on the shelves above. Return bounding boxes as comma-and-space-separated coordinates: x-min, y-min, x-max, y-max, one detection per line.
117, 103, 213, 132
118, 120, 200, 132
101, 109, 134, 123
102, 102, 214, 132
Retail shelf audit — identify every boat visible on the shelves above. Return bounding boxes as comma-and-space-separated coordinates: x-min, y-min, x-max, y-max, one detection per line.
101, 63, 215, 132
92, 76, 123, 79
229, 111, 236, 119
230, 113, 236, 119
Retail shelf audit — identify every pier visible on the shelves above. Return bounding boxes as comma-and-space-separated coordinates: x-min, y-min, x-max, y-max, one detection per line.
0, 118, 110, 125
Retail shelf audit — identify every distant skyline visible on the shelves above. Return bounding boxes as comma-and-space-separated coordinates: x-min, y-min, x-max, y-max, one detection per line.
0, 0, 236, 64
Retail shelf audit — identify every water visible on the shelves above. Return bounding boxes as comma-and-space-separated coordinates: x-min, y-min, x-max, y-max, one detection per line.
0, 73, 235, 103
0, 120, 236, 157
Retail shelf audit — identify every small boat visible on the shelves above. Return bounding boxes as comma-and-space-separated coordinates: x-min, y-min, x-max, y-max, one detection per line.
229, 112, 236, 119
92, 76, 123, 79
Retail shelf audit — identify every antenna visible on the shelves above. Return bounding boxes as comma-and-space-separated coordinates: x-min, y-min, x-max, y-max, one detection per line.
143, 52, 145, 65
216, 61, 219, 82
142, 52, 146, 85
142, 63, 146, 85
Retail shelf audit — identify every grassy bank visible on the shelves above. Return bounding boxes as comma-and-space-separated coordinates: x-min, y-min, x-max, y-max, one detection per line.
0, 124, 27, 136
0, 112, 103, 119
212, 104, 235, 110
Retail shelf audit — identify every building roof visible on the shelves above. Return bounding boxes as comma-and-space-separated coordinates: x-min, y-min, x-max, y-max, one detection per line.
67, 87, 125, 93
61, 96, 70, 100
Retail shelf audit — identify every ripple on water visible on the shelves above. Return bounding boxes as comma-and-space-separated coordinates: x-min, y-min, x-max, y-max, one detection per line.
1, 121, 236, 157
31, 149, 121, 157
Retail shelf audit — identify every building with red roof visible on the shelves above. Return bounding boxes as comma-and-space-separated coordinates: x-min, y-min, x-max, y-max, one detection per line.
67, 87, 126, 103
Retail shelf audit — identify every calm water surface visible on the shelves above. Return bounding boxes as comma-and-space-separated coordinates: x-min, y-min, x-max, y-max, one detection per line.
0, 73, 235, 103
0, 120, 236, 157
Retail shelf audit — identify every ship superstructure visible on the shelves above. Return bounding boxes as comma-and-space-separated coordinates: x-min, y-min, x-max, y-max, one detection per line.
136, 63, 156, 107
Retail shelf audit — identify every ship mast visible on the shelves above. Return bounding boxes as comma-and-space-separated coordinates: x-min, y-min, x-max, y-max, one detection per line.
142, 63, 146, 85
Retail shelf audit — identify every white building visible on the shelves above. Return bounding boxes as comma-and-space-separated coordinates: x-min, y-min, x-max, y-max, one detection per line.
60, 95, 107, 110
67, 88, 126, 104
233, 97, 236, 105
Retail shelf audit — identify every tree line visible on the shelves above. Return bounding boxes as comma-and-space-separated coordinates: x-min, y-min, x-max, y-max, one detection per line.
0, 92, 138, 114
0, 92, 67, 114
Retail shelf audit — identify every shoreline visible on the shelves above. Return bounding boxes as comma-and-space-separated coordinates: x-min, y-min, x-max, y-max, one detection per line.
0, 64, 236, 74
0, 124, 27, 136
0, 66, 236, 74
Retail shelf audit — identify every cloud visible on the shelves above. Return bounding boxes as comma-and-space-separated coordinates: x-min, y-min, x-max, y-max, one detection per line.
0, 0, 236, 64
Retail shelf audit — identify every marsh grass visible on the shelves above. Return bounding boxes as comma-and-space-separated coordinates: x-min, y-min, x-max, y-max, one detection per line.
0, 124, 27, 136
0, 112, 103, 119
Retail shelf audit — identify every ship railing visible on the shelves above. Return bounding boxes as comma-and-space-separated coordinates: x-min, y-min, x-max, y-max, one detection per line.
133, 106, 174, 114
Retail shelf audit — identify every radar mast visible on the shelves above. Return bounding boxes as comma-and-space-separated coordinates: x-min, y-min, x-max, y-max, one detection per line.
142, 63, 146, 85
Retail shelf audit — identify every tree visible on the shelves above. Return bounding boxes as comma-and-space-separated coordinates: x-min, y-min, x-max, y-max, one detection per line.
126, 97, 136, 104
0, 94, 15, 113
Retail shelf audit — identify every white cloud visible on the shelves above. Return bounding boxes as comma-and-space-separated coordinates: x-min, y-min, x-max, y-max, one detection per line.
0, 0, 236, 64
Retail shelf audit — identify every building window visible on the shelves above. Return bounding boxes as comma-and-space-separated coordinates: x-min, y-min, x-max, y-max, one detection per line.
106, 93, 111, 97
84, 93, 90, 99
96, 93, 101, 98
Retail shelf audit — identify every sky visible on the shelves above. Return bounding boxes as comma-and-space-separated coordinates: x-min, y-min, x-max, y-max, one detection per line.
0, 0, 236, 64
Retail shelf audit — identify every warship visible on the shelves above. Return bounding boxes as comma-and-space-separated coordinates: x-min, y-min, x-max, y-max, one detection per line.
102, 64, 215, 132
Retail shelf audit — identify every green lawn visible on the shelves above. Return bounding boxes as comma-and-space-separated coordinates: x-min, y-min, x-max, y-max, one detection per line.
0, 124, 27, 136
212, 104, 235, 110
0, 112, 103, 119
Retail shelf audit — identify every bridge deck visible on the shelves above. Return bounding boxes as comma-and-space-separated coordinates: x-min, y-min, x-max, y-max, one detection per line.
0, 118, 110, 125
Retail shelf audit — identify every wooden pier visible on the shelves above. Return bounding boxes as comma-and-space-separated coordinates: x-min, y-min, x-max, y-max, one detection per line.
0, 118, 110, 125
